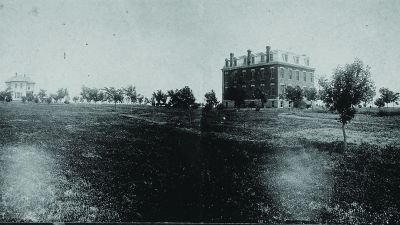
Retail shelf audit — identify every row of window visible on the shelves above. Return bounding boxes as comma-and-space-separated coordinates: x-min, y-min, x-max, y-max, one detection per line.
281, 53, 310, 66
224, 68, 313, 83
225, 54, 274, 67
224, 84, 277, 97
279, 68, 313, 82
12, 83, 31, 90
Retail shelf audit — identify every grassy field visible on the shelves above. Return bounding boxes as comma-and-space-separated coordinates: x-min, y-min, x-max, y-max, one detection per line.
0, 102, 399, 223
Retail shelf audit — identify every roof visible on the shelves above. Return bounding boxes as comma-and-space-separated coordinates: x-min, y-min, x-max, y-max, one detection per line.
5, 74, 35, 83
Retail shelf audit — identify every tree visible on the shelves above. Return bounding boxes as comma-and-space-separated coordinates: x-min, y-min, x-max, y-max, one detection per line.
56, 88, 69, 103
319, 59, 375, 150
72, 96, 79, 103
38, 89, 47, 103
88, 88, 104, 105
50, 93, 59, 103
152, 90, 167, 106
0, 88, 13, 102
124, 85, 138, 112
80, 86, 92, 103
46, 95, 54, 104
168, 86, 197, 124
224, 87, 246, 108
304, 87, 318, 109
124, 85, 137, 103
137, 94, 144, 105
103, 87, 124, 110
252, 88, 267, 108
374, 98, 385, 108
281, 86, 304, 109
144, 97, 150, 105
204, 90, 219, 110
26, 91, 35, 102
378, 87, 399, 107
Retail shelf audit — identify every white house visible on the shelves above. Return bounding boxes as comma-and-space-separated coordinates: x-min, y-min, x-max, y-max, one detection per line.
5, 73, 36, 101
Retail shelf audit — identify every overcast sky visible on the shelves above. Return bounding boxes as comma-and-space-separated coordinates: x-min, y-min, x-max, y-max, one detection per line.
1, 0, 399, 101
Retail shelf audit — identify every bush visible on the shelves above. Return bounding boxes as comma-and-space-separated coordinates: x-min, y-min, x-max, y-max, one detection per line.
21, 96, 27, 103
34, 97, 39, 103
64, 100, 70, 104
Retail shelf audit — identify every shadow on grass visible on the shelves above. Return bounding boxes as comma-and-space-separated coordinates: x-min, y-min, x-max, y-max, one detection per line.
66, 118, 278, 222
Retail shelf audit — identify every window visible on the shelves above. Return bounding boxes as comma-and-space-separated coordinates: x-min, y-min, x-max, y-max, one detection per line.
242, 85, 246, 88
310, 73, 314, 82
305, 58, 309, 66
251, 57, 255, 64
303, 72, 306, 81
251, 70, 255, 80
289, 69, 293, 79
251, 84, 255, 88
261, 55, 265, 62
295, 56, 299, 64
280, 68, 284, 78
28, 86, 30, 90
15, 83, 17, 88
20, 83, 22, 88
296, 71, 300, 80
261, 68, 265, 80
271, 86, 275, 96
282, 53, 288, 62
242, 70, 246, 80
281, 84, 286, 95
234, 59, 237, 66
270, 53, 273, 61
270, 67, 275, 80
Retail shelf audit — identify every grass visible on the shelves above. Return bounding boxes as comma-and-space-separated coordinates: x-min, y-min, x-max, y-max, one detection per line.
0, 102, 399, 223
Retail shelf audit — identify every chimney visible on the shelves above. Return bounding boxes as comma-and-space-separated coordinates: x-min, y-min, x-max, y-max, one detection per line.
225, 58, 229, 67
266, 46, 271, 63
230, 53, 234, 67
247, 49, 251, 65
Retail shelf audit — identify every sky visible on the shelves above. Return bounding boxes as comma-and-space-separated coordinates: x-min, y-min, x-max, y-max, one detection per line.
0, 0, 399, 102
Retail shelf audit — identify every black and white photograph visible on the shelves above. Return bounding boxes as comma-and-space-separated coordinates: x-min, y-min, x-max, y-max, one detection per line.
0, 0, 399, 224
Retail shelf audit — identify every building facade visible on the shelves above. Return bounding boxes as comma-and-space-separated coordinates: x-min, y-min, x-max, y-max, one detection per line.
5, 73, 36, 101
222, 45, 315, 108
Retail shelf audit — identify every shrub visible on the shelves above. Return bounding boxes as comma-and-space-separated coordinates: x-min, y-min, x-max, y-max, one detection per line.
21, 96, 27, 103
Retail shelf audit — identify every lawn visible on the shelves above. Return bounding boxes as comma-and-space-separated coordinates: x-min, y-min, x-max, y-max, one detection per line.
0, 102, 399, 224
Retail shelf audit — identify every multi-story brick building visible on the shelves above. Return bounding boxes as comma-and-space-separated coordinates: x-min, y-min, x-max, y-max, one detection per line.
5, 73, 36, 101
221, 45, 315, 108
